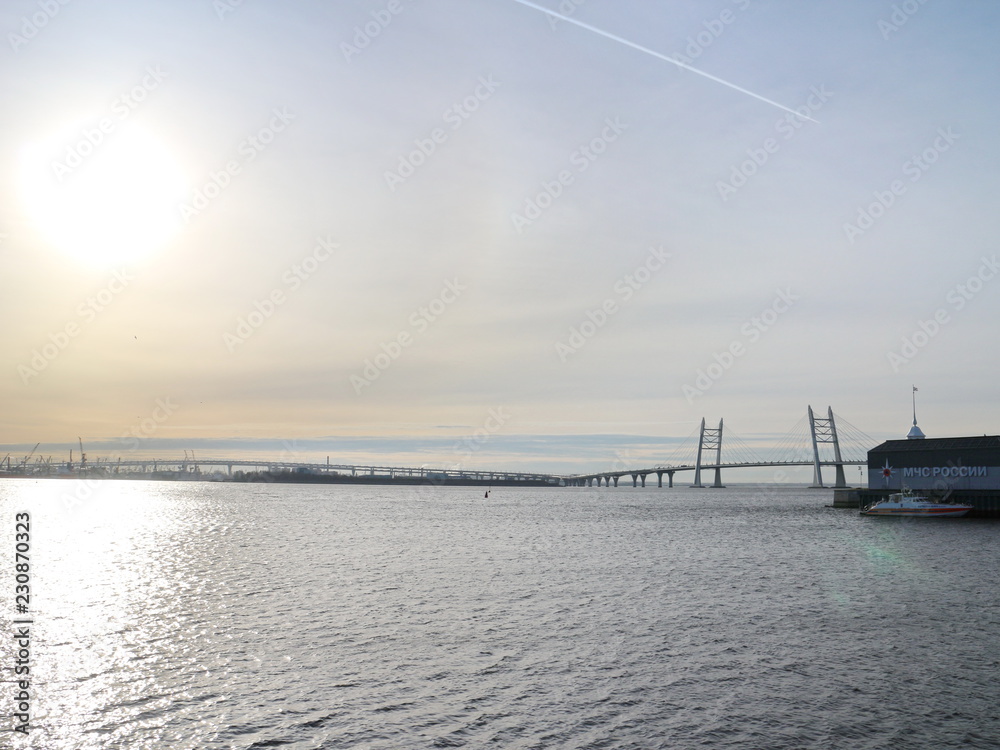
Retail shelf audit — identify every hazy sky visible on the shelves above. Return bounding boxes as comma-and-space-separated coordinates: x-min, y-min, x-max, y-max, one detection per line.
2, 0, 999, 475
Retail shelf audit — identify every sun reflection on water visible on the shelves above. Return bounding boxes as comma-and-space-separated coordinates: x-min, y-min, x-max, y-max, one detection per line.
0, 479, 229, 749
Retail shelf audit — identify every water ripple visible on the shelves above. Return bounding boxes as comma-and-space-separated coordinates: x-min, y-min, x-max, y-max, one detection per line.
2, 481, 999, 748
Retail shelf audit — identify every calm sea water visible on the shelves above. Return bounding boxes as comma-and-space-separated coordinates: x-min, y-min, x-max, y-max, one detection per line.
1, 479, 999, 749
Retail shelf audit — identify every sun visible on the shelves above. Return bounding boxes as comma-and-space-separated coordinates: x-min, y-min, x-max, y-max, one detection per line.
19, 122, 188, 267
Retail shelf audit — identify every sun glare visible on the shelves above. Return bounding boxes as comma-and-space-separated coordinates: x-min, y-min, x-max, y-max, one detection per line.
20, 123, 188, 267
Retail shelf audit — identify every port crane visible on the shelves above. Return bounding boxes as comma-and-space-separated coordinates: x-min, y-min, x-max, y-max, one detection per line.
20, 443, 40, 472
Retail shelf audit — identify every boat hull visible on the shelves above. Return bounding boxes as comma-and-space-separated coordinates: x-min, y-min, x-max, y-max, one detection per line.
861, 490, 974, 518
861, 505, 973, 517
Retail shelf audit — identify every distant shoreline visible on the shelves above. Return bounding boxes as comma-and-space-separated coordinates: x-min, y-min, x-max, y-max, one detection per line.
0, 471, 561, 487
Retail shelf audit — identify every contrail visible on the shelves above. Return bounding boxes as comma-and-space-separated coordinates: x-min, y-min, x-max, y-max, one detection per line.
509, 0, 818, 124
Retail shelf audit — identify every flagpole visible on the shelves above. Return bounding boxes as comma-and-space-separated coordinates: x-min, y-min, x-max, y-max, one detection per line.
907, 386, 926, 440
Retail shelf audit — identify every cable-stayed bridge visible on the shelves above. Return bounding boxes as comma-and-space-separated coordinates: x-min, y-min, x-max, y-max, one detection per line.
4, 406, 873, 488
564, 406, 873, 488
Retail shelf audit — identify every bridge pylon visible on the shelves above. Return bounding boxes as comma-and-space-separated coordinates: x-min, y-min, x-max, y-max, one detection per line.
690, 418, 725, 488
808, 405, 848, 488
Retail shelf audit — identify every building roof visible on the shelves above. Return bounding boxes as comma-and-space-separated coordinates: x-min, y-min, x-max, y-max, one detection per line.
870, 435, 1000, 453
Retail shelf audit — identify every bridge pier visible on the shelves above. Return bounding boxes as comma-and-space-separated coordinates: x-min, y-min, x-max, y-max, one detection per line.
631, 473, 638, 488
667, 470, 675, 488
711, 466, 726, 488
657, 471, 663, 488
640, 473, 647, 487
613, 476, 619, 487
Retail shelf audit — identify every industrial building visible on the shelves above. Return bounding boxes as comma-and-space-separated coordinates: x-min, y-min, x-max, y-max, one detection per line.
864, 417, 1000, 517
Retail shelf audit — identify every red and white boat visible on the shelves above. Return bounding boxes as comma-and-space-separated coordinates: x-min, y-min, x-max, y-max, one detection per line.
861, 490, 973, 518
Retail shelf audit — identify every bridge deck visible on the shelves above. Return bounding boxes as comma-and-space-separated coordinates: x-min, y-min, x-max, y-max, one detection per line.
5, 457, 866, 486
39, 458, 563, 484
565, 460, 865, 481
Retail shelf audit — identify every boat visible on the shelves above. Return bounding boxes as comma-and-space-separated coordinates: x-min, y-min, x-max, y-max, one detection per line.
861, 489, 973, 518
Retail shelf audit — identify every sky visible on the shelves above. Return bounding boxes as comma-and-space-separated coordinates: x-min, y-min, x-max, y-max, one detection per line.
2, 0, 999, 477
